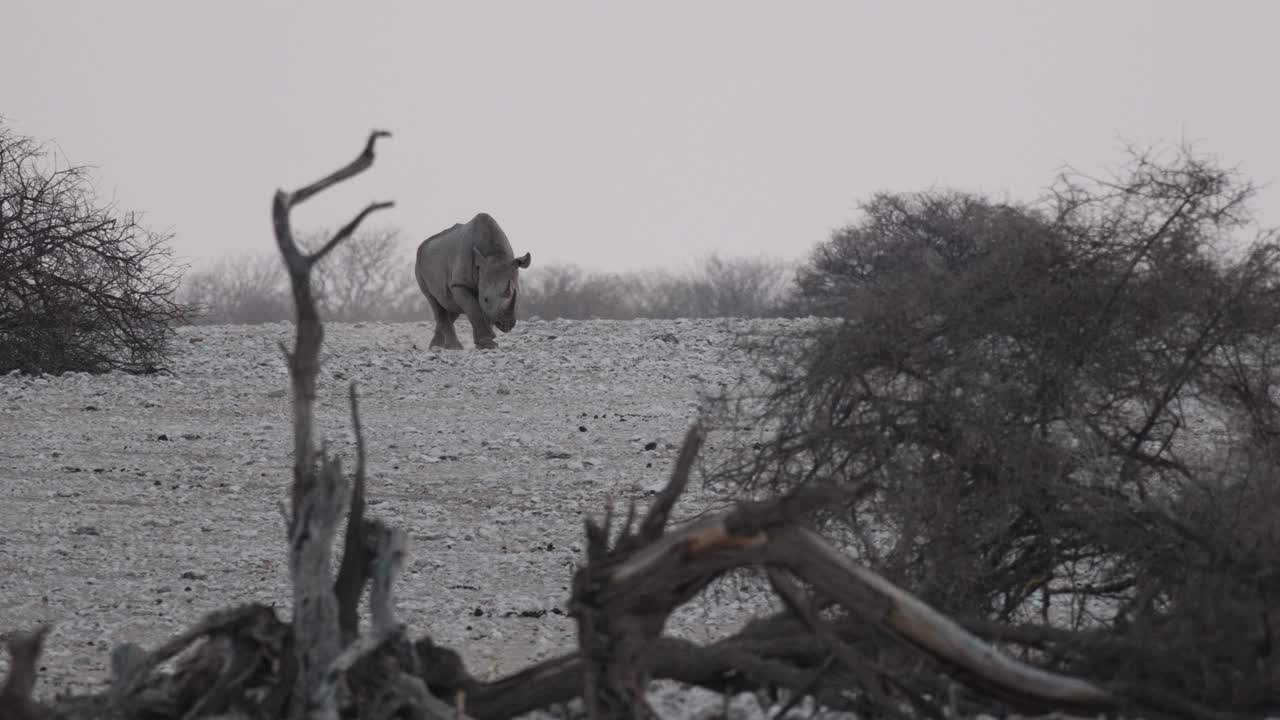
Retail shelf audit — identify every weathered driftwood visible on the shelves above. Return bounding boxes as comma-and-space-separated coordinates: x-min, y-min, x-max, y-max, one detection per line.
0, 131, 1207, 720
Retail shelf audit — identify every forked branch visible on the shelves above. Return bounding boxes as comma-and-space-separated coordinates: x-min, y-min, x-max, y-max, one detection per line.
270, 130, 394, 518
268, 130, 395, 720
286, 130, 391, 209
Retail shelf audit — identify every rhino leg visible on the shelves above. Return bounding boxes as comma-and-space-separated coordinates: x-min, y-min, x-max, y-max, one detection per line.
451, 287, 498, 350
425, 294, 464, 350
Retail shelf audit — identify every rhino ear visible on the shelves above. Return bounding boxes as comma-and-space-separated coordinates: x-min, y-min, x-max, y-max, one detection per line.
513, 252, 531, 269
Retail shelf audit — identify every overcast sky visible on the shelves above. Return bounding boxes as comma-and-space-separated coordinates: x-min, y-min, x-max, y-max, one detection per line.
5, 1, 1279, 274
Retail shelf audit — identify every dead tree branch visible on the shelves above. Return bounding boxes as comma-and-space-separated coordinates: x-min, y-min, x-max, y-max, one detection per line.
270, 129, 393, 519
562, 429, 1115, 719
291, 453, 350, 720
335, 383, 370, 644
111, 604, 276, 709
637, 424, 704, 543
0, 624, 52, 720
270, 130, 394, 719
367, 520, 408, 636
765, 568, 894, 712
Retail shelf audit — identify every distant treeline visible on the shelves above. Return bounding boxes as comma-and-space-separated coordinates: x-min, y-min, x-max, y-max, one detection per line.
179, 227, 798, 325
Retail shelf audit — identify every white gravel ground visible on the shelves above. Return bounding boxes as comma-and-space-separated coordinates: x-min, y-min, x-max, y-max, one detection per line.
0, 317, 820, 716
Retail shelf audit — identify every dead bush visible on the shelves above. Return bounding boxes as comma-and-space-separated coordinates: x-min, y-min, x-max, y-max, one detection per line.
0, 122, 188, 374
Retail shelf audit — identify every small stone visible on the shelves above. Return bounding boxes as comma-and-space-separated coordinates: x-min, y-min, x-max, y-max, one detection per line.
643, 441, 658, 451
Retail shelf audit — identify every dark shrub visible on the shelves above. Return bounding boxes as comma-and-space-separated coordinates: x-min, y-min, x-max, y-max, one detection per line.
708, 144, 1280, 713
0, 123, 187, 374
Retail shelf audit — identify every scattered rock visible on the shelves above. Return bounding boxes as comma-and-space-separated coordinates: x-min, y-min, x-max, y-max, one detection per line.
505, 608, 547, 618
643, 441, 658, 451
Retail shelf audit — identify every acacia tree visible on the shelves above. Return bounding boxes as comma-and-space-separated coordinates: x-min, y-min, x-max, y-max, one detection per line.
0, 123, 187, 374
710, 143, 1280, 714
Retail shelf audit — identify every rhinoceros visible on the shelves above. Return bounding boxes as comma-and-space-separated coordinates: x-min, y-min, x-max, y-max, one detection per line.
414, 212, 532, 350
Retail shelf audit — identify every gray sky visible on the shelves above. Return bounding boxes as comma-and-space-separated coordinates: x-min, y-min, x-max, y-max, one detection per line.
6, 1, 1279, 274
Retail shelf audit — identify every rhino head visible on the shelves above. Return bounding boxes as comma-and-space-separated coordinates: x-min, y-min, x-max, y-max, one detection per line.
474, 247, 531, 333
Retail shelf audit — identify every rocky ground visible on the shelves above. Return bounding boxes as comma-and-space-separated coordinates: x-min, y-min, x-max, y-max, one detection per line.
0, 317, 821, 717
